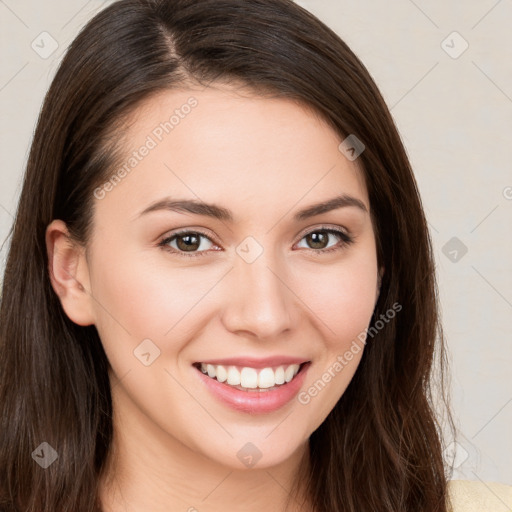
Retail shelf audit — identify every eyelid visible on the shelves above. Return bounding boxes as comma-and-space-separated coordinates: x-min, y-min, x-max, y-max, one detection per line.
158, 224, 354, 258
293, 224, 354, 255
295, 223, 352, 240
161, 223, 352, 244
159, 227, 219, 245
157, 228, 220, 259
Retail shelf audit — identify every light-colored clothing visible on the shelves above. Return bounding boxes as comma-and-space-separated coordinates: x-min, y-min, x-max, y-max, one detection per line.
448, 480, 512, 511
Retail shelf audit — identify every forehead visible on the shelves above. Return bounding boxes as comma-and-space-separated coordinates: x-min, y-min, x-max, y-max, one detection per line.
95, 84, 370, 223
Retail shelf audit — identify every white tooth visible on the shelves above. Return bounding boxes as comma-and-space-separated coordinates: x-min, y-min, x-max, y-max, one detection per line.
258, 367, 276, 388
216, 365, 227, 383
285, 364, 299, 383
274, 366, 285, 385
207, 364, 216, 378
240, 367, 258, 388
227, 366, 241, 386
204, 363, 302, 388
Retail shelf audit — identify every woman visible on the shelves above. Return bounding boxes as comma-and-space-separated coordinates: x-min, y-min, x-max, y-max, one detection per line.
1, 0, 509, 510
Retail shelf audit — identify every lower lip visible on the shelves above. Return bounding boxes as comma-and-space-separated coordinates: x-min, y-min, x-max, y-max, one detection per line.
195, 363, 311, 414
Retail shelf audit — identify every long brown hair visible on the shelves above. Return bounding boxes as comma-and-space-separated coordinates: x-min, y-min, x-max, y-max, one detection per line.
0, 0, 454, 510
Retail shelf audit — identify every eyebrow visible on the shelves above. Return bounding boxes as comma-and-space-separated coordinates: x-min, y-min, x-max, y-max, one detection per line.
137, 193, 368, 222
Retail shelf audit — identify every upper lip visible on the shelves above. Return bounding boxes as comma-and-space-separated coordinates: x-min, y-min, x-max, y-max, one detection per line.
195, 356, 310, 369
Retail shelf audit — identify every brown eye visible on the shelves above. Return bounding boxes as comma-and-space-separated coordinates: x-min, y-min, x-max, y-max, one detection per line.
296, 227, 353, 254
159, 230, 216, 258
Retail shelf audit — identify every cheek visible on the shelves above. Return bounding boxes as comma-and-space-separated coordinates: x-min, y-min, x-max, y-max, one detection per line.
294, 255, 378, 348
87, 245, 222, 352
294, 256, 377, 425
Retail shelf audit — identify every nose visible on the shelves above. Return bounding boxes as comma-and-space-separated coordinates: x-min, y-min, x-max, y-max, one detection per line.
221, 252, 297, 340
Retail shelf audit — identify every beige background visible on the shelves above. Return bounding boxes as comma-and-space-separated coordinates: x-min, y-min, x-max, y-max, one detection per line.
1, 0, 511, 487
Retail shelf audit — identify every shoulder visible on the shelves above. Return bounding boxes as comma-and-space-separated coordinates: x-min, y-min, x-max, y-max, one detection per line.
447, 479, 512, 512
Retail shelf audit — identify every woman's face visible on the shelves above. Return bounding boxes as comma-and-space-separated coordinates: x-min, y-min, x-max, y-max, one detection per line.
70, 84, 380, 469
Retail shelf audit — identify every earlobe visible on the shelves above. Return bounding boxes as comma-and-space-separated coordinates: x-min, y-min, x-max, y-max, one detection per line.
46, 220, 95, 326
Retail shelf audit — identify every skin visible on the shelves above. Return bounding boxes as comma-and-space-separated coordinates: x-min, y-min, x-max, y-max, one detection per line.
46, 83, 382, 512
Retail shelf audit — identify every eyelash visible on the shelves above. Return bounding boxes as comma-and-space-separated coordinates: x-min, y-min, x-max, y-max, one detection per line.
158, 225, 354, 259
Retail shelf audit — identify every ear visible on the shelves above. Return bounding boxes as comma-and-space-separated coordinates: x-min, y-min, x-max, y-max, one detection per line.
46, 219, 95, 326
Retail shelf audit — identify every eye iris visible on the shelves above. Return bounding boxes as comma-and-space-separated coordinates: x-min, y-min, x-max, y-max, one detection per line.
307, 231, 329, 249
176, 233, 201, 252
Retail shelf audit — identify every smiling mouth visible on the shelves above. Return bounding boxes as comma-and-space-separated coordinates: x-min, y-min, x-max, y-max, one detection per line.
193, 361, 310, 392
